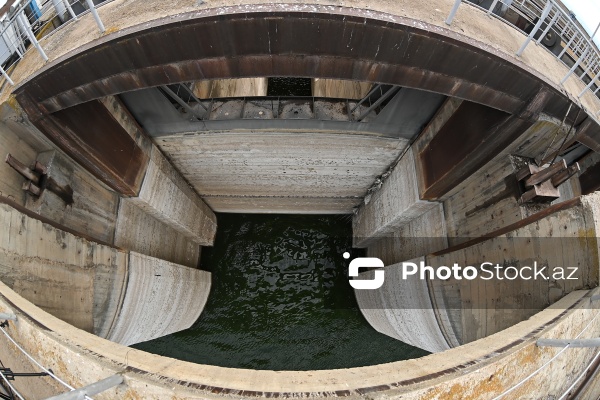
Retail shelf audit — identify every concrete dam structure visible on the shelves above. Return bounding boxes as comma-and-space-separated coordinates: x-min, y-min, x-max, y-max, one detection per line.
0, 0, 600, 398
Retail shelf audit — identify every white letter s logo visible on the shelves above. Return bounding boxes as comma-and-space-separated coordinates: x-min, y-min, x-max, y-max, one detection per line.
349, 257, 385, 289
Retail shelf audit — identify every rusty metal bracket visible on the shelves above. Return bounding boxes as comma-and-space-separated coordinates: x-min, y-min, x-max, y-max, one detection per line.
516, 160, 579, 204
5, 154, 74, 205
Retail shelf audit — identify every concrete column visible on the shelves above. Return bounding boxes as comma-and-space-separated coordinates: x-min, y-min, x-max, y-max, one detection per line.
353, 147, 438, 248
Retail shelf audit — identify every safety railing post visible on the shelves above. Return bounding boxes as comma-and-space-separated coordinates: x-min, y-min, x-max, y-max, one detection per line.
516, 1, 552, 56
62, 0, 77, 20
16, 11, 47, 61
578, 74, 599, 98
536, 11, 559, 45
445, 0, 462, 25
85, 0, 105, 33
561, 47, 590, 84
487, 0, 500, 15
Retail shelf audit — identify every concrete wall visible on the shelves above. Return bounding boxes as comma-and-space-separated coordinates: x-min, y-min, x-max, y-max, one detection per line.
356, 193, 600, 351
0, 280, 598, 399
0, 202, 211, 345
157, 132, 407, 214
442, 117, 574, 246
106, 252, 211, 346
366, 203, 448, 266
129, 145, 217, 245
26, 149, 119, 244
114, 198, 200, 268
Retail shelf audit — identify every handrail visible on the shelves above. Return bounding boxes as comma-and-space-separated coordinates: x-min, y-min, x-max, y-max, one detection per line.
0, 0, 597, 102
447, 0, 600, 100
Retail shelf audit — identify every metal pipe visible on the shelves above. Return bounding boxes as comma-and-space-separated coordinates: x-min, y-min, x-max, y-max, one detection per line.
85, 0, 105, 33
44, 375, 123, 400
560, 47, 590, 84
16, 11, 47, 61
5, 154, 40, 184
445, 0, 462, 25
516, 1, 552, 56
0, 313, 16, 321
537, 338, 600, 348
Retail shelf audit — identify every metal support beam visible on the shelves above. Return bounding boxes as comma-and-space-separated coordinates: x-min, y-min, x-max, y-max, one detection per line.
44, 375, 123, 400
516, 1, 552, 56
16, 12, 47, 61
0, 313, 16, 321
180, 83, 207, 111
356, 86, 400, 122
537, 338, 600, 348
445, 0, 462, 25
349, 84, 382, 114
85, 0, 105, 33
160, 85, 205, 120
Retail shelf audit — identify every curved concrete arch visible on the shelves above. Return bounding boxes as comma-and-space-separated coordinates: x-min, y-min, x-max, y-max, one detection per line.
15, 4, 575, 116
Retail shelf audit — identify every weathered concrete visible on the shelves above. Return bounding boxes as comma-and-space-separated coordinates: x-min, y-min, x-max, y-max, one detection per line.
193, 78, 268, 98
114, 198, 200, 268
129, 145, 217, 245
356, 194, 600, 351
0, 202, 127, 333
355, 257, 458, 353
0, 202, 211, 345
366, 203, 448, 266
353, 147, 438, 248
158, 132, 407, 214
443, 115, 577, 246
105, 252, 211, 346
26, 149, 119, 244
0, 280, 599, 398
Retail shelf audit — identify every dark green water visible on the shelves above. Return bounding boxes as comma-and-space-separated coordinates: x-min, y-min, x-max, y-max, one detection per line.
133, 214, 428, 370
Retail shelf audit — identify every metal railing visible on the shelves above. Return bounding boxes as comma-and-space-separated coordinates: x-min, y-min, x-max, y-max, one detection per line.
447, 0, 600, 100
0, 0, 108, 88
0, 0, 597, 103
